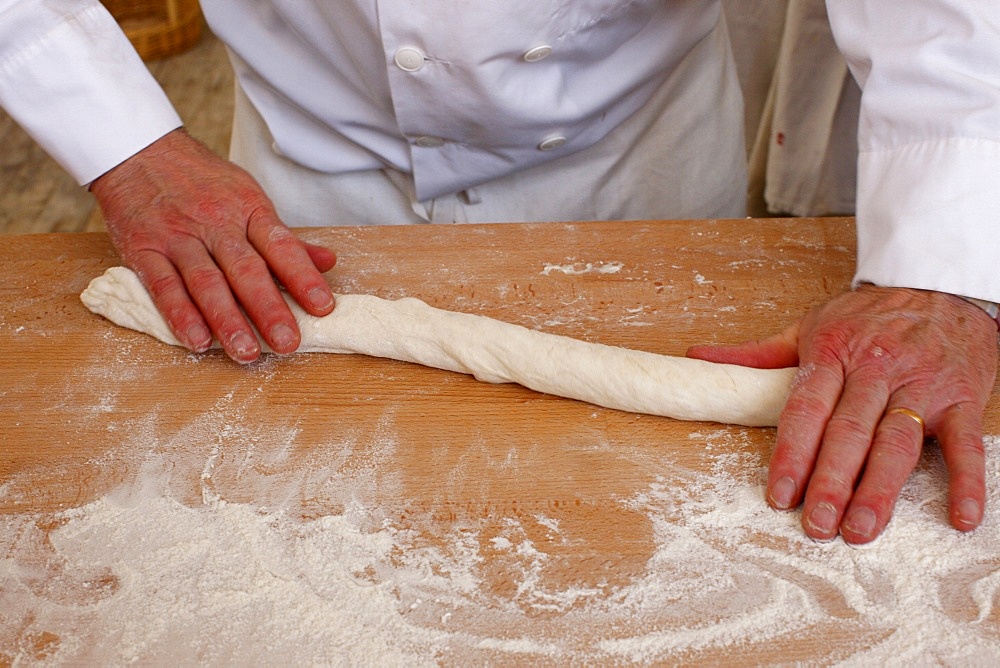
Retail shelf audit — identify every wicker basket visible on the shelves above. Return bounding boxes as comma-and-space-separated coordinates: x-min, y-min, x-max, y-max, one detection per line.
101, 0, 203, 61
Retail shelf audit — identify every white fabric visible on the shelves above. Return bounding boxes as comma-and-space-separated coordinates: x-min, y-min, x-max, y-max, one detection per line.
229, 21, 746, 226
0, 0, 181, 185
2, 1, 1000, 302
827, 2, 1000, 303
206, 0, 723, 201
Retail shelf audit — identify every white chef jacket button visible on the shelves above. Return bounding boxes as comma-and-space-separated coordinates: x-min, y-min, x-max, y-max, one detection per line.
414, 135, 444, 148
523, 45, 553, 62
537, 136, 567, 151
394, 47, 425, 72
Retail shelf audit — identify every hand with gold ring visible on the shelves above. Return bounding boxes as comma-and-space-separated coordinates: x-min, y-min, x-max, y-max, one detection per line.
688, 283, 998, 544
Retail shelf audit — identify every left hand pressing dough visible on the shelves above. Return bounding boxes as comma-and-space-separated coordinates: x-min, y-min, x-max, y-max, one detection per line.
81, 267, 796, 426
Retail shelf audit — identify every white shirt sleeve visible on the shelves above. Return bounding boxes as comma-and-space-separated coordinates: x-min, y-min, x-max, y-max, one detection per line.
827, 1, 1000, 303
0, 0, 182, 185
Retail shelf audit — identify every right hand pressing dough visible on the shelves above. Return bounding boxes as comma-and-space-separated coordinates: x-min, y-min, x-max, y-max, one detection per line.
81, 267, 796, 426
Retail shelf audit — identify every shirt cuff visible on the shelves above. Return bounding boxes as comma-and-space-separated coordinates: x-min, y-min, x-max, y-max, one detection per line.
853, 137, 1000, 304
0, 2, 182, 184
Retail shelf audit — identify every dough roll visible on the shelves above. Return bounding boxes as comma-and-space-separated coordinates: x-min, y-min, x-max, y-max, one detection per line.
81, 267, 795, 426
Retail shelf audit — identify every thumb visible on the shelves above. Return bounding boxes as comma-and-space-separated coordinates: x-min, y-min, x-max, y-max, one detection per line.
686, 321, 801, 369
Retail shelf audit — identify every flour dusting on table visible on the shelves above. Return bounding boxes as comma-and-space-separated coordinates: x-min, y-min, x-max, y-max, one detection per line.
2, 426, 999, 664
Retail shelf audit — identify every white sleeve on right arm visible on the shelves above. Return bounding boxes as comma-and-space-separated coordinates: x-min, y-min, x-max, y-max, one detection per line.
0, 0, 182, 184
827, 1, 1000, 303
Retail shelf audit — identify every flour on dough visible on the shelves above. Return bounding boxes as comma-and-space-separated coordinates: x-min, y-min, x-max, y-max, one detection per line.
80, 267, 795, 426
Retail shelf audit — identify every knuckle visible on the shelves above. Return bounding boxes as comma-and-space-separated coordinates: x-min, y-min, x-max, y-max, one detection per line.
803, 330, 852, 366
182, 264, 226, 293
249, 211, 297, 250
111, 226, 164, 256
227, 251, 267, 279
940, 422, 986, 455
142, 270, 185, 300
191, 194, 239, 223
809, 470, 856, 497
824, 411, 873, 440
936, 380, 991, 410
782, 383, 834, 420
871, 434, 922, 465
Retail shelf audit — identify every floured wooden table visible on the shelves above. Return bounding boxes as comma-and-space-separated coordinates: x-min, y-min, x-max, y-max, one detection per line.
2, 219, 999, 664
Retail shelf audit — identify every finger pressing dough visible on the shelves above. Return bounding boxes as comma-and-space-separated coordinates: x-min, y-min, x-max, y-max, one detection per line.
80, 267, 795, 426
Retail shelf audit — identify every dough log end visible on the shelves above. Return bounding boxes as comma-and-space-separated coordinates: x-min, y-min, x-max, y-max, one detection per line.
80, 267, 185, 347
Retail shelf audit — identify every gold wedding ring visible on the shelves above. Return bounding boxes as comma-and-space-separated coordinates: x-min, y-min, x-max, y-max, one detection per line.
886, 406, 925, 430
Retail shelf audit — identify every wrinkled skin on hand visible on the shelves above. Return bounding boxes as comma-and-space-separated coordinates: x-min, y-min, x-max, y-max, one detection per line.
688, 285, 999, 544
90, 129, 337, 363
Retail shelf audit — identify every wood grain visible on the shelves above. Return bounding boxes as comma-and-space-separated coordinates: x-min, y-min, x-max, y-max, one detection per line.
2, 219, 998, 663
4, 219, 848, 502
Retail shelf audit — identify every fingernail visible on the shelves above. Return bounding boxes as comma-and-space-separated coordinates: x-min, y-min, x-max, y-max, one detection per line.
844, 508, 877, 539
806, 502, 839, 536
186, 324, 212, 350
230, 331, 259, 362
956, 498, 981, 529
270, 323, 296, 351
769, 476, 797, 509
309, 287, 334, 311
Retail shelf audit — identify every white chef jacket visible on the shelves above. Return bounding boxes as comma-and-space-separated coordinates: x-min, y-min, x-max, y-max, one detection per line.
1, 1, 999, 304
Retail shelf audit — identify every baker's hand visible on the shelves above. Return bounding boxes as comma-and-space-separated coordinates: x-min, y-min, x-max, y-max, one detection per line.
90, 128, 337, 363
688, 285, 998, 544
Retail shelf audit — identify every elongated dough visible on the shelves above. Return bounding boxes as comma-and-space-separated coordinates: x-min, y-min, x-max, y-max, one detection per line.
80, 267, 795, 426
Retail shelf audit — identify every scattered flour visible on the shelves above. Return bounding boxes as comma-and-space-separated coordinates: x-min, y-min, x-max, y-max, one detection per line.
2, 425, 999, 664
603, 433, 1000, 664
